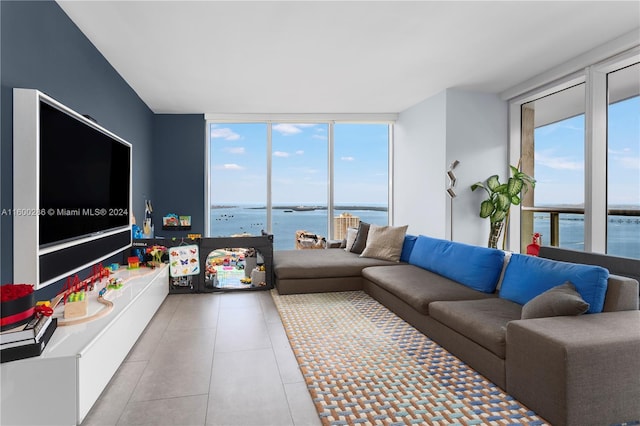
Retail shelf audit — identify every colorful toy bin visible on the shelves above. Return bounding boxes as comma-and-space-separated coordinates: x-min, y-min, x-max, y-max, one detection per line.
0, 284, 36, 331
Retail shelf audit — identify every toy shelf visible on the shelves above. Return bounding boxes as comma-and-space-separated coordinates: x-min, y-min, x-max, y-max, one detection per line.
0, 265, 169, 425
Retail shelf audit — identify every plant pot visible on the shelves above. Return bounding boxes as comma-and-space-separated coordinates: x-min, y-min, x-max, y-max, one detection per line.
488, 221, 505, 249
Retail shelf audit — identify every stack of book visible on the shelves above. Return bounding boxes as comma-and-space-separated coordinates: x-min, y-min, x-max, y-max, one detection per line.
0, 314, 57, 363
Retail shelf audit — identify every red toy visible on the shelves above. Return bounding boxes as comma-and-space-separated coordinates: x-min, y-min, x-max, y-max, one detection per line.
526, 233, 542, 256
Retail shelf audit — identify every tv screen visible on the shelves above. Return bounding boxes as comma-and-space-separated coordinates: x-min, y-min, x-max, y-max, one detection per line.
39, 101, 131, 248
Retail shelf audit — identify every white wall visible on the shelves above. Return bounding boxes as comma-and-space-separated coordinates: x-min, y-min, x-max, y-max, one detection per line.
393, 90, 447, 238
394, 89, 507, 246
446, 90, 508, 246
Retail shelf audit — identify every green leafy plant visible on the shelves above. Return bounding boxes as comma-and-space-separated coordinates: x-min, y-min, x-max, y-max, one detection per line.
471, 165, 535, 248
471, 165, 536, 222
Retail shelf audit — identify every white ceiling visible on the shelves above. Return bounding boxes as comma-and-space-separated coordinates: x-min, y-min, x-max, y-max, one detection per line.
56, 1, 640, 115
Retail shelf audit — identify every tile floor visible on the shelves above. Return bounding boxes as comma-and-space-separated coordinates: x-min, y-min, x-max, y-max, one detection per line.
81, 291, 321, 426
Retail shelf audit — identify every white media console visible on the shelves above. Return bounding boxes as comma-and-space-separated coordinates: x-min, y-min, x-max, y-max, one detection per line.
1, 265, 168, 425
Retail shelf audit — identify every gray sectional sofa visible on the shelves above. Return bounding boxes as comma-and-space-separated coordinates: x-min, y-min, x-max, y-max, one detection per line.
273, 234, 640, 426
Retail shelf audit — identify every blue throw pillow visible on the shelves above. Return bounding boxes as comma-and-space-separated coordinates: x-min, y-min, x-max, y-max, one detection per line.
400, 234, 418, 262
499, 254, 609, 313
408, 235, 505, 293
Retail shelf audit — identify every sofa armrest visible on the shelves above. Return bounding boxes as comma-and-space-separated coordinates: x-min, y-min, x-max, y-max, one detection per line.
603, 274, 639, 312
506, 311, 640, 426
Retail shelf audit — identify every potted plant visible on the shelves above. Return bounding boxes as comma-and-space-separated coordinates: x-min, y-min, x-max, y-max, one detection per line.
471, 165, 535, 249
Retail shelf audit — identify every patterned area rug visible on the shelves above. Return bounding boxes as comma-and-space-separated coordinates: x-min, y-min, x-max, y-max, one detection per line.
272, 290, 548, 426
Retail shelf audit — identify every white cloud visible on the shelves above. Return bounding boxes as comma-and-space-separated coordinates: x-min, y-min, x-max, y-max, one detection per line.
296, 150, 304, 155
272, 123, 316, 136
223, 147, 245, 154
312, 134, 327, 140
341, 156, 355, 162
210, 126, 241, 141
213, 163, 244, 171
536, 151, 583, 171
273, 151, 290, 157
608, 147, 632, 155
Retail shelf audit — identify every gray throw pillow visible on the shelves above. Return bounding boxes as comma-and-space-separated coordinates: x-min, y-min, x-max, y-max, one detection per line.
349, 222, 370, 254
521, 281, 590, 319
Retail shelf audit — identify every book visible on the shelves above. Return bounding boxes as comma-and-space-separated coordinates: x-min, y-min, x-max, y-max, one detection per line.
0, 314, 51, 345
0, 318, 57, 363
0, 315, 52, 349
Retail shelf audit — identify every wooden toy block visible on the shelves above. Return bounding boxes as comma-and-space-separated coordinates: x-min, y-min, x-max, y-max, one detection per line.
64, 298, 88, 319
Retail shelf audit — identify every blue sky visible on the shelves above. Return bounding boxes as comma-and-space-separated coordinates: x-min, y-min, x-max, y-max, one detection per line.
534, 96, 639, 206
209, 96, 638, 208
209, 123, 389, 205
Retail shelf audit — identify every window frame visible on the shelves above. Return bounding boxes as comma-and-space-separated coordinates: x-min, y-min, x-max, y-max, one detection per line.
204, 114, 396, 240
508, 46, 640, 254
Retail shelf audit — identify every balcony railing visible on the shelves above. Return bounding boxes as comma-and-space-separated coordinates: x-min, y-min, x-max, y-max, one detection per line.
521, 206, 640, 246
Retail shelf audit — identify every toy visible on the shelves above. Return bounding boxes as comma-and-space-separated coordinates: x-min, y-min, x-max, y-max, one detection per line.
64, 290, 88, 319
128, 256, 140, 269
526, 233, 542, 256
107, 278, 124, 290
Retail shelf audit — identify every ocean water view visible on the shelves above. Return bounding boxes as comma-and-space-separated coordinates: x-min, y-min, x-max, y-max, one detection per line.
210, 205, 387, 250
532, 213, 640, 259
209, 206, 640, 259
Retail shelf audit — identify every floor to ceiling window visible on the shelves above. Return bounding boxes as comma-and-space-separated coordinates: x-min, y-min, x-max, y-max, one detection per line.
520, 84, 586, 251
271, 123, 329, 246
206, 119, 392, 250
208, 123, 268, 238
333, 123, 389, 235
607, 63, 640, 259
512, 48, 640, 259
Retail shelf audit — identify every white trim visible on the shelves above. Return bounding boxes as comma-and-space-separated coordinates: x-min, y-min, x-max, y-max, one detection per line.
501, 30, 640, 101
584, 66, 609, 253
266, 123, 273, 235
507, 101, 522, 252
509, 71, 585, 105
592, 45, 640, 74
205, 113, 397, 123
388, 124, 394, 226
327, 122, 335, 237
204, 120, 211, 237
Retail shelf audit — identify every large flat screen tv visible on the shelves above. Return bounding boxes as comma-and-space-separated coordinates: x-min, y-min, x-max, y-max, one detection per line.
13, 88, 132, 289
39, 102, 131, 247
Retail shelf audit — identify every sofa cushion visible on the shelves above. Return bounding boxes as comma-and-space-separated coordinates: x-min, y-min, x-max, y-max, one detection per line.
499, 253, 609, 313
400, 234, 417, 263
408, 235, 505, 293
274, 249, 398, 280
350, 222, 370, 254
520, 281, 590, 319
343, 227, 358, 251
360, 224, 408, 262
429, 298, 522, 358
362, 264, 495, 315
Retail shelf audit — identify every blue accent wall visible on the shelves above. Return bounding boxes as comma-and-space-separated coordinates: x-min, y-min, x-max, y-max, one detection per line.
152, 114, 206, 237
0, 0, 154, 297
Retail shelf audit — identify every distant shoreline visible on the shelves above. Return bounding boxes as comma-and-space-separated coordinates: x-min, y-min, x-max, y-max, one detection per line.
211, 205, 388, 212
